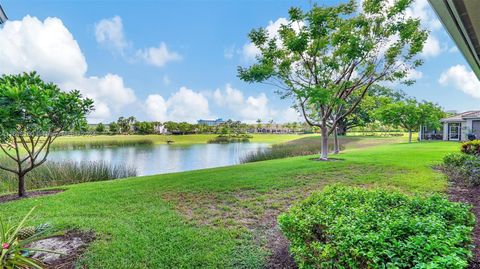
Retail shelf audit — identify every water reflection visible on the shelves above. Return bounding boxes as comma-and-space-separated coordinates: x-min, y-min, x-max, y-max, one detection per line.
48, 143, 269, 176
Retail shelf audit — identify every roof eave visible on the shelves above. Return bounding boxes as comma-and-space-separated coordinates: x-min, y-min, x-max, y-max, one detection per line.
428, 0, 480, 79
0, 5, 7, 24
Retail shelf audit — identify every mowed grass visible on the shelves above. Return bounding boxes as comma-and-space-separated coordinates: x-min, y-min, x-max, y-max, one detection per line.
0, 139, 459, 268
54, 133, 315, 147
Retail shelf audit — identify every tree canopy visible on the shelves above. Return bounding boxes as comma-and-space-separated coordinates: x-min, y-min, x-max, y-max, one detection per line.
377, 98, 445, 143
0, 72, 94, 196
238, 0, 427, 159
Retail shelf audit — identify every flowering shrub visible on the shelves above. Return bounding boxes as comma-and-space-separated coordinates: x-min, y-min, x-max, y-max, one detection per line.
461, 140, 480, 155
279, 186, 474, 269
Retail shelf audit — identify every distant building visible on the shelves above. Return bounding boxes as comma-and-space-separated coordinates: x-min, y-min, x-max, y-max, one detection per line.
197, 118, 225, 126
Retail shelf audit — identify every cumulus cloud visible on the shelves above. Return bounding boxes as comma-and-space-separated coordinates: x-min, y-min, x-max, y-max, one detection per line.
421, 35, 443, 58
136, 42, 182, 67
95, 16, 128, 53
242, 18, 303, 61
0, 16, 136, 123
94, 16, 181, 67
439, 65, 480, 98
145, 87, 210, 123
145, 94, 168, 122
213, 84, 278, 122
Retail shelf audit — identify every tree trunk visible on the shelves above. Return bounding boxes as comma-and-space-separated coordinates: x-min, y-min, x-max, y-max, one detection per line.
333, 127, 340, 154
18, 173, 26, 197
336, 120, 347, 136
408, 130, 412, 143
320, 124, 329, 160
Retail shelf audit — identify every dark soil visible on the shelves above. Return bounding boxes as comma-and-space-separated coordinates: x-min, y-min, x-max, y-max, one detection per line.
0, 189, 64, 203
30, 230, 95, 269
260, 211, 297, 269
447, 183, 480, 268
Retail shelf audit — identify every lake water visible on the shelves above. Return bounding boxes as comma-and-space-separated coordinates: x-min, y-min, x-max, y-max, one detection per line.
47, 143, 269, 176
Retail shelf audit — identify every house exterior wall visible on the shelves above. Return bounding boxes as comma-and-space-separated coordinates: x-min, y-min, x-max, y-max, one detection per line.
443, 123, 449, 140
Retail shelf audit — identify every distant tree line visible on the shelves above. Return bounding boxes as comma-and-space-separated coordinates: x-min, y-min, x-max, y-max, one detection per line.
83, 117, 317, 135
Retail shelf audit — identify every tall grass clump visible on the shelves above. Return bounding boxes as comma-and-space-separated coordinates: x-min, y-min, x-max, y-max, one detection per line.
51, 138, 154, 150
241, 137, 342, 163
0, 160, 137, 193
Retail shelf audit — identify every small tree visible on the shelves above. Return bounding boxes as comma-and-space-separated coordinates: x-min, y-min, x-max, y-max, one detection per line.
0, 72, 94, 197
377, 98, 445, 143
108, 122, 119, 134
95, 123, 106, 133
238, 0, 427, 159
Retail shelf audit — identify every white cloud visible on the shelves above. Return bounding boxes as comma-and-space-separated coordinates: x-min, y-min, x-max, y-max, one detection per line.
136, 42, 182, 67
0, 16, 87, 82
282, 107, 301, 122
421, 35, 443, 57
145, 87, 210, 123
145, 94, 168, 122
405, 0, 442, 32
439, 65, 480, 98
213, 84, 278, 122
242, 17, 301, 61
213, 84, 244, 107
94, 16, 128, 53
94, 16, 181, 67
407, 69, 423, 80
0, 16, 136, 123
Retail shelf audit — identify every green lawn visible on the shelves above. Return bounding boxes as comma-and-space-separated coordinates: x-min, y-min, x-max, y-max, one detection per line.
54, 133, 315, 146
0, 139, 459, 268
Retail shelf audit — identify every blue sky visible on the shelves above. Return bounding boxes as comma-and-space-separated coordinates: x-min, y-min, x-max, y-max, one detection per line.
1, 0, 479, 123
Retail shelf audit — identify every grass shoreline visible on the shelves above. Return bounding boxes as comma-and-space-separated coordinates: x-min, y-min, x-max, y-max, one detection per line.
53, 133, 317, 147
0, 139, 458, 268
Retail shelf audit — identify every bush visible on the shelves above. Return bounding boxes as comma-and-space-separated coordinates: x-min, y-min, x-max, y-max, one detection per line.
461, 140, 480, 155
279, 186, 474, 269
443, 153, 477, 169
442, 153, 480, 186
207, 134, 251, 144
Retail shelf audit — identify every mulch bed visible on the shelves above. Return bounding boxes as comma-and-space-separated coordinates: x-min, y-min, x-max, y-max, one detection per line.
0, 189, 65, 204
448, 184, 480, 268
30, 230, 96, 269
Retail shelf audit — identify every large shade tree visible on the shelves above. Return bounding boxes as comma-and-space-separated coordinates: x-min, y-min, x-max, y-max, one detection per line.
238, 0, 427, 159
0, 72, 94, 197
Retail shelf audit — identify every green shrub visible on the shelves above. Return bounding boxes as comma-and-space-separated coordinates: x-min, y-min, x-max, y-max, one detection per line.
207, 134, 251, 144
442, 153, 480, 186
443, 153, 477, 168
461, 140, 480, 155
279, 186, 474, 269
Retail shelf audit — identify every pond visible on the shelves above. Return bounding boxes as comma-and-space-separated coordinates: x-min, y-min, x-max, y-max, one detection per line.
47, 143, 269, 176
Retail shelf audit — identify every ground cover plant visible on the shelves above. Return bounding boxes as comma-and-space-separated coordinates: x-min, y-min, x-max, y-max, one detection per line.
279, 185, 474, 269
0, 140, 459, 268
